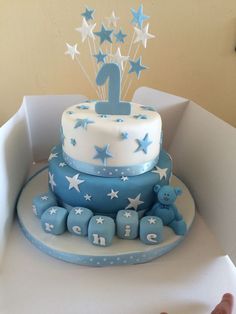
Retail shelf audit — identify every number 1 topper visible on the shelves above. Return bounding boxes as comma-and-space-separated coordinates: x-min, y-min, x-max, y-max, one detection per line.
95, 63, 131, 115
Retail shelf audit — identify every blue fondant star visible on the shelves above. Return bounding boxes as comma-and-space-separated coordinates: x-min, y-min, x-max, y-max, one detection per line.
77, 105, 89, 110
93, 144, 113, 165
121, 132, 128, 140
94, 24, 113, 45
131, 4, 149, 28
133, 114, 147, 119
140, 105, 155, 112
67, 111, 74, 115
94, 49, 107, 63
115, 118, 124, 122
81, 7, 94, 21
70, 138, 76, 146
114, 29, 127, 43
74, 118, 94, 130
128, 57, 147, 79
135, 133, 152, 154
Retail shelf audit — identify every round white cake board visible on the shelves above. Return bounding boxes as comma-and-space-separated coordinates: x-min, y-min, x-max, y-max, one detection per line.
17, 168, 195, 267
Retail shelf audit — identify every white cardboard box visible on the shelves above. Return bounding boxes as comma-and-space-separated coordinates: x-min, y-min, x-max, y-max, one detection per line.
0, 89, 236, 314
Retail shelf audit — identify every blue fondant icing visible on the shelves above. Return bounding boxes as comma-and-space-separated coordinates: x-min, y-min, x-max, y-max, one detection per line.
74, 118, 94, 130
67, 207, 93, 236
32, 191, 57, 218
131, 4, 149, 28
116, 210, 139, 240
41, 206, 68, 235
81, 7, 94, 21
95, 63, 131, 115
77, 105, 89, 110
139, 216, 163, 245
93, 144, 113, 165
94, 49, 107, 64
94, 24, 113, 45
114, 29, 127, 43
88, 215, 115, 247
70, 138, 76, 146
121, 132, 128, 140
135, 133, 152, 154
128, 57, 147, 79
133, 114, 147, 120
49, 145, 172, 218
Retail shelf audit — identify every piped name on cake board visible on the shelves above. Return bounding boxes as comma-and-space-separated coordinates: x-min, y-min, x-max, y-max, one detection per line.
65, 4, 154, 103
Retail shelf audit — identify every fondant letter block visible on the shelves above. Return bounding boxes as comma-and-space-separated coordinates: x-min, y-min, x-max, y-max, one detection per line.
116, 210, 139, 240
88, 216, 115, 247
139, 216, 163, 245
41, 206, 68, 235
32, 191, 57, 218
67, 207, 93, 236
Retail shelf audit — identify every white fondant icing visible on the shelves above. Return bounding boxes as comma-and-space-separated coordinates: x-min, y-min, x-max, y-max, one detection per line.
61, 102, 162, 172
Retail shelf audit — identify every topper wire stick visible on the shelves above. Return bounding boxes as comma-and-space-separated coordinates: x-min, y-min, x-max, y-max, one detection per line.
123, 78, 133, 100
88, 38, 103, 99
133, 43, 140, 60
75, 56, 100, 99
92, 39, 105, 100
121, 30, 135, 80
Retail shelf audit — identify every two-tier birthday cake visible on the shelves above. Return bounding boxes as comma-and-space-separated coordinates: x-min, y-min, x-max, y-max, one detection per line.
17, 5, 194, 264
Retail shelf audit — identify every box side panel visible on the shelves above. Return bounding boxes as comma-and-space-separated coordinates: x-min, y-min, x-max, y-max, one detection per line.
132, 87, 189, 149
0, 103, 32, 261
169, 101, 236, 263
24, 94, 87, 161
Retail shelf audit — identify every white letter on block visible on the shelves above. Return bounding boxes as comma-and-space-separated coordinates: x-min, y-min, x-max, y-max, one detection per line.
124, 225, 131, 237
72, 225, 81, 235
93, 234, 106, 246
147, 233, 157, 243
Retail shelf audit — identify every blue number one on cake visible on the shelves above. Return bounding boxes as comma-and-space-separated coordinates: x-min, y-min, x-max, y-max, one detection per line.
95, 63, 131, 115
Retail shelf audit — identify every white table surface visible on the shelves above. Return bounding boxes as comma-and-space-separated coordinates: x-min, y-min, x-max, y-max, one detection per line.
1, 212, 236, 314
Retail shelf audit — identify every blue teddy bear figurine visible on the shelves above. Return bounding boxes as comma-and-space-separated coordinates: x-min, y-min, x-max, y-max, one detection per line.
147, 184, 187, 236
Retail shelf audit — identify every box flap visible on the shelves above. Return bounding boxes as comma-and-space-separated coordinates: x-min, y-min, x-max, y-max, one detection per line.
169, 101, 236, 264
0, 102, 31, 261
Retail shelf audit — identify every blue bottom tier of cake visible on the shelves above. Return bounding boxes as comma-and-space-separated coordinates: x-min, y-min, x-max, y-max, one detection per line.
48, 145, 173, 218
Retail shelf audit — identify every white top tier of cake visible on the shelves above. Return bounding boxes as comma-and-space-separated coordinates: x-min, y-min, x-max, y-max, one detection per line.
61, 101, 162, 177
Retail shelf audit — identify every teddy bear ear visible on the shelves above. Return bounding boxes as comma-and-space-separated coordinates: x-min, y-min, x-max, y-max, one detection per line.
175, 187, 182, 196
153, 184, 161, 193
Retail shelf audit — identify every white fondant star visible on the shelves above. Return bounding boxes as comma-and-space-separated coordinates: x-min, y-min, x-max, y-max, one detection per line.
96, 217, 104, 224
66, 174, 85, 192
84, 193, 92, 201
107, 189, 119, 199
134, 23, 155, 48
123, 211, 132, 218
125, 193, 144, 211
65, 43, 80, 60
41, 196, 49, 201
75, 17, 96, 42
148, 217, 156, 224
121, 176, 128, 182
106, 11, 120, 27
49, 172, 56, 191
49, 208, 57, 215
110, 47, 129, 71
75, 208, 83, 215
45, 223, 54, 232
59, 162, 66, 167
32, 205, 37, 215
48, 152, 58, 161
152, 166, 168, 180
